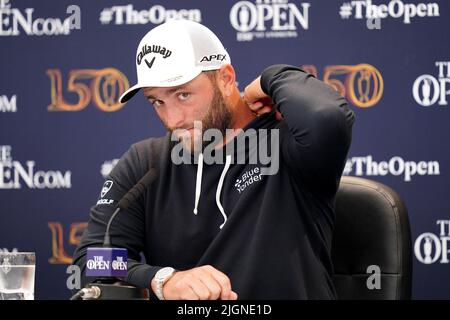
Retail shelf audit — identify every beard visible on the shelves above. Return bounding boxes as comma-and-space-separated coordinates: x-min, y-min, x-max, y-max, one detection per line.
166, 84, 233, 153
201, 84, 233, 140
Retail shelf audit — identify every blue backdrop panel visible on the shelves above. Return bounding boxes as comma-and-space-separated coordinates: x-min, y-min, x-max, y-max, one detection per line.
0, 0, 449, 299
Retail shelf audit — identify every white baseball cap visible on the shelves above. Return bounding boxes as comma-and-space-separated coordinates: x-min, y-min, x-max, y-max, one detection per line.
119, 20, 231, 103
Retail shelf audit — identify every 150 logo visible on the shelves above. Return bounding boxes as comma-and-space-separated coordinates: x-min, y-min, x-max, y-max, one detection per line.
48, 222, 86, 264
46, 68, 129, 112
302, 64, 383, 108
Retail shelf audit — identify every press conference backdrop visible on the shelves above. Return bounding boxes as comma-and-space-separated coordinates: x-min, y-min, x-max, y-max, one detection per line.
0, 0, 449, 299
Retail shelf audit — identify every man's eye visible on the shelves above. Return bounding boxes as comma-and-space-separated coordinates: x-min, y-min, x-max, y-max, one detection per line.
178, 92, 191, 101
152, 100, 163, 107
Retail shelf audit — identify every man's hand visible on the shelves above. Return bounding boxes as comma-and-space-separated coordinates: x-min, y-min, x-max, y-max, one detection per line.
244, 76, 282, 120
151, 265, 238, 300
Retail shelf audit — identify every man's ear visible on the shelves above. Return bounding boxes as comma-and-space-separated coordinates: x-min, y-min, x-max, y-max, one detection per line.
217, 64, 236, 97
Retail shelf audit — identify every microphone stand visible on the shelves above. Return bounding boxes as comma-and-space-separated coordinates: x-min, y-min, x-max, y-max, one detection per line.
70, 169, 158, 300
70, 278, 149, 300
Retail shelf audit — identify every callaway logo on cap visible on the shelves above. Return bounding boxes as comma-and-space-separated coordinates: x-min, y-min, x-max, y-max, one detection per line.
119, 20, 231, 103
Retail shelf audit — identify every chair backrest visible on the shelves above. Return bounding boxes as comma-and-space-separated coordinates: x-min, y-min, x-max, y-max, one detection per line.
331, 176, 412, 299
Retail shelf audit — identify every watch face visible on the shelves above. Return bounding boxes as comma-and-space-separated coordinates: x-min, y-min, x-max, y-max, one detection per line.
158, 267, 174, 279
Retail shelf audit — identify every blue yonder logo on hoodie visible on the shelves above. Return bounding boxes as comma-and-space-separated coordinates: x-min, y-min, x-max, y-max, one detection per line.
234, 167, 263, 194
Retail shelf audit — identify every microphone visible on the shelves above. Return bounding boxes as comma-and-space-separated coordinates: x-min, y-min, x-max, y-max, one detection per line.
103, 168, 159, 247
73, 168, 159, 300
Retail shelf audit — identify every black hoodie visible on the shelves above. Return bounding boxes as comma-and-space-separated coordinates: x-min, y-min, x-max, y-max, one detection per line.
73, 64, 355, 299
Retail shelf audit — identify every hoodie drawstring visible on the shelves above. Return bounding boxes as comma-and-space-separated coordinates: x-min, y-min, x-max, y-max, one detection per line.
193, 153, 204, 215
192, 153, 232, 229
216, 155, 232, 229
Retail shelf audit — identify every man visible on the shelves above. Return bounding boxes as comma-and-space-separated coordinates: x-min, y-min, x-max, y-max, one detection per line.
73, 20, 355, 300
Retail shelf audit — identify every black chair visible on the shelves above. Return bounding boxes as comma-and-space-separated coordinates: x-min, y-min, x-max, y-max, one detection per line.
331, 176, 412, 299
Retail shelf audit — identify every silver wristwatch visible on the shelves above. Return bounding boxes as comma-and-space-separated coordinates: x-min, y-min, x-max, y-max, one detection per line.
154, 267, 176, 300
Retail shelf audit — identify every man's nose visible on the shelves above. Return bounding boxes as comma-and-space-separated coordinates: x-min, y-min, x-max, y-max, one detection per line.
165, 104, 186, 129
